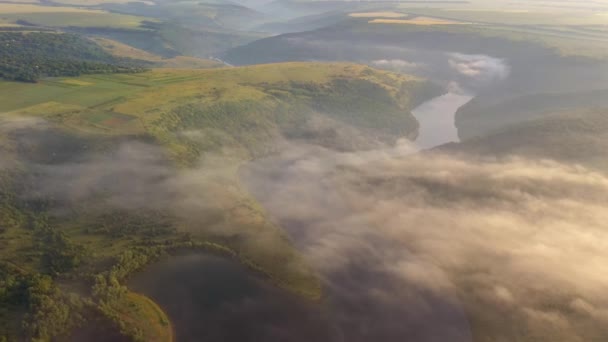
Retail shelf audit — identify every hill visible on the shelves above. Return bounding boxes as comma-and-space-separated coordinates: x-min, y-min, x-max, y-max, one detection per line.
455, 88, 608, 140
222, 17, 608, 142
0, 62, 440, 341
0, 1, 267, 59
442, 108, 608, 170
0, 32, 145, 82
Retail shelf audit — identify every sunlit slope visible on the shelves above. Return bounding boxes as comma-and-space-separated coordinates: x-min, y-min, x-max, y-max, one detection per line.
0, 62, 440, 158
90, 37, 224, 69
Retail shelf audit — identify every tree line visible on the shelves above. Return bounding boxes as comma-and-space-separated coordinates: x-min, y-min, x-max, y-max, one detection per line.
0, 32, 146, 82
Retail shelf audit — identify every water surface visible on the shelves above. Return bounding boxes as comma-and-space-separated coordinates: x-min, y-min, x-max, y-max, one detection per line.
129, 254, 336, 342
413, 92, 473, 150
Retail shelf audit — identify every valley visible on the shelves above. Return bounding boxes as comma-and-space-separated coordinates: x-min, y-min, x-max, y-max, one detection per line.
0, 60, 440, 341
1, 0, 608, 341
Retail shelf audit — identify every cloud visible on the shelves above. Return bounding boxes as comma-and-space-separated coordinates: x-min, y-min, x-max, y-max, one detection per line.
448, 53, 510, 84
242, 143, 608, 341
0, 117, 248, 237
371, 59, 420, 71
6, 115, 608, 340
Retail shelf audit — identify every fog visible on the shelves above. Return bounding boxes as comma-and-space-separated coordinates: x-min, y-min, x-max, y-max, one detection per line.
243, 142, 608, 341
2, 0, 608, 340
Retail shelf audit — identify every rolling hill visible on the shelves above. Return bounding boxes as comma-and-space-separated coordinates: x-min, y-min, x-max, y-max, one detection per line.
442, 107, 608, 171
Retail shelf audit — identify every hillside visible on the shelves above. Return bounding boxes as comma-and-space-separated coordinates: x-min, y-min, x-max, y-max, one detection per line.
0, 32, 145, 82
455, 88, 608, 140
442, 108, 608, 170
0, 62, 440, 341
222, 16, 608, 143
0, 1, 268, 59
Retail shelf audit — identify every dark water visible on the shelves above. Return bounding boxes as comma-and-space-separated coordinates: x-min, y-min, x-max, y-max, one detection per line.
129, 254, 338, 342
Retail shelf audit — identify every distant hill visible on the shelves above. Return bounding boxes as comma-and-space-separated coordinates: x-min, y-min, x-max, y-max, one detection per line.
222, 18, 608, 142
442, 108, 608, 170
455, 88, 608, 140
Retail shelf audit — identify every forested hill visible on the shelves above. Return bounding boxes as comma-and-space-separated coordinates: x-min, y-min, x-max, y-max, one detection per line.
0, 32, 145, 82
440, 108, 608, 171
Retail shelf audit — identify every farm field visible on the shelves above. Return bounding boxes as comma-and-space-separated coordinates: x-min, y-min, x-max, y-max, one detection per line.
0, 3, 152, 28
0, 62, 435, 156
369, 17, 471, 25
349, 11, 406, 18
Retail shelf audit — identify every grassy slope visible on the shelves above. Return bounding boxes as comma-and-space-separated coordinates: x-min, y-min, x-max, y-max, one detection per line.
0, 62, 438, 340
0, 1, 265, 59
116, 292, 174, 342
90, 37, 224, 69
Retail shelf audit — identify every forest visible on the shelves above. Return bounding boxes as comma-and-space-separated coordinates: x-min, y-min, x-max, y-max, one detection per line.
0, 32, 145, 82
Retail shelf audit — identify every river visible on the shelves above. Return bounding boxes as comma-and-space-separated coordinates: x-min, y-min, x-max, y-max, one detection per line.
412, 92, 474, 150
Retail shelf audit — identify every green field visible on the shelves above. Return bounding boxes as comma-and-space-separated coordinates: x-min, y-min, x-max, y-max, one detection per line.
0, 3, 152, 28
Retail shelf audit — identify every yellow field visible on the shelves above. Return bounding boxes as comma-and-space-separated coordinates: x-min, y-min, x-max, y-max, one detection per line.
92, 37, 166, 61
0, 0, 40, 3
349, 11, 406, 18
0, 3, 101, 13
369, 17, 471, 25
0, 3, 152, 27
60, 79, 94, 86
158, 56, 224, 69
54, 0, 155, 5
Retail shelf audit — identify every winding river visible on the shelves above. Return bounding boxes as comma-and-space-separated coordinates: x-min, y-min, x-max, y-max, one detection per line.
412, 92, 474, 150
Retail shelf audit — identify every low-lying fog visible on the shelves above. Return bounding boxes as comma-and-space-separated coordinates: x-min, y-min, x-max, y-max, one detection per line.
242, 142, 608, 342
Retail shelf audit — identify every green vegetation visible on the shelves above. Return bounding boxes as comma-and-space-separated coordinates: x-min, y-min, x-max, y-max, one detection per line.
0, 63, 440, 341
455, 88, 608, 140
90, 37, 224, 69
0, 32, 145, 82
0, 0, 267, 61
448, 107, 608, 171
